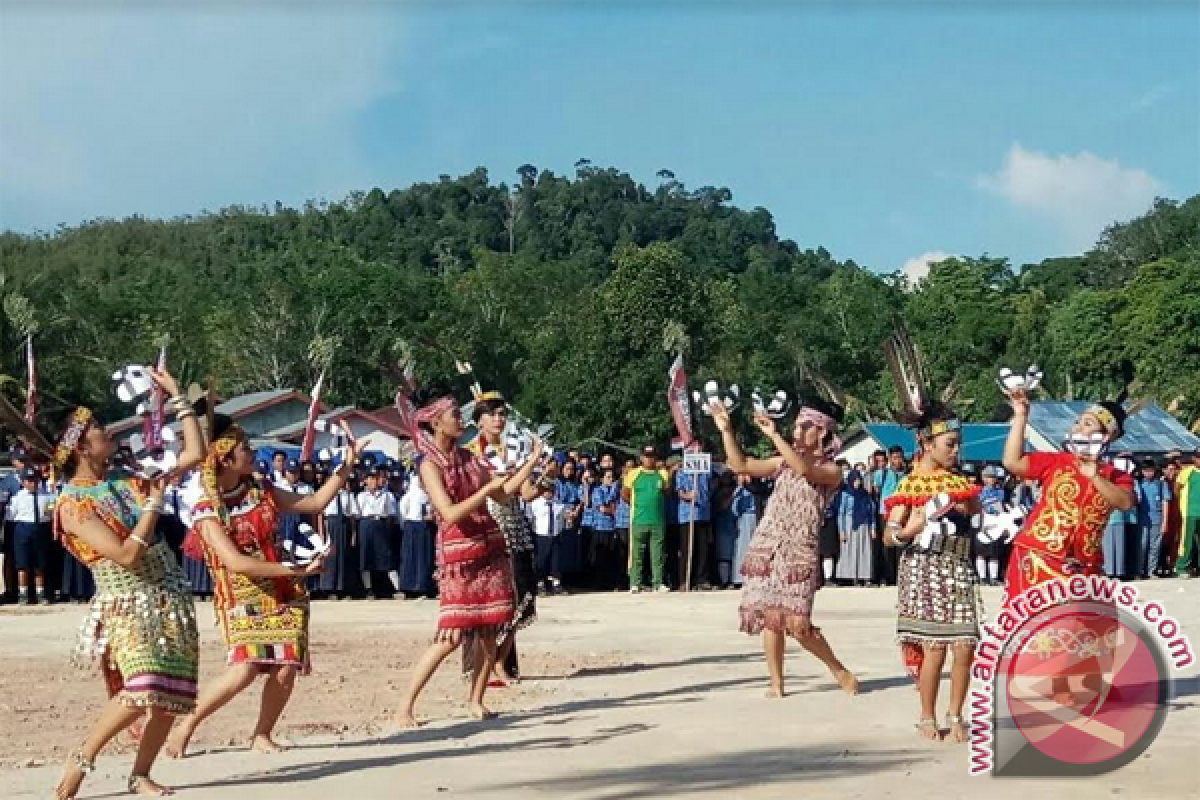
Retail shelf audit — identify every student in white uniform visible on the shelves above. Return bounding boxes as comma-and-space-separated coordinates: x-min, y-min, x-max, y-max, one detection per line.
317, 465, 363, 599
526, 481, 561, 594
5, 467, 56, 605
356, 467, 399, 599
398, 473, 435, 597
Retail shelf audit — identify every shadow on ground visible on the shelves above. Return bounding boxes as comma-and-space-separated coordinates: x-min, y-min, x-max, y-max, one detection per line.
486, 744, 927, 800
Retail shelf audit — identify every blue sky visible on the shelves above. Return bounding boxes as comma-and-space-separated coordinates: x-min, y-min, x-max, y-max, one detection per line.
1, 2, 1196, 276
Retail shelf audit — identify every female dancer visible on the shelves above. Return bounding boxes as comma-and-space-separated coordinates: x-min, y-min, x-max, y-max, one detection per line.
709, 397, 859, 699
469, 392, 542, 683
166, 410, 360, 757
883, 409, 981, 743
395, 386, 535, 725
24, 369, 206, 799
1001, 391, 1134, 704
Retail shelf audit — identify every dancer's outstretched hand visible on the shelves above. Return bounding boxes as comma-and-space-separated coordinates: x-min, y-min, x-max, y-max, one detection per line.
752, 413, 777, 438
148, 367, 182, 399
1007, 387, 1030, 417
484, 473, 509, 500
709, 400, 733, 432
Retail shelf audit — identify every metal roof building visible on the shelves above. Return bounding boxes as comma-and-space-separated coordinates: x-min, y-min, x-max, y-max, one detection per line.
1028, 402, 1200, 455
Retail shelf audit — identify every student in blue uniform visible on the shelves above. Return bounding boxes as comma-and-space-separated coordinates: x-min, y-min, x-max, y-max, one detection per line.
675, 447, 715, 590
1136, 458, 1172, 579
587, 469, 620, 589
5, 466, 55, 605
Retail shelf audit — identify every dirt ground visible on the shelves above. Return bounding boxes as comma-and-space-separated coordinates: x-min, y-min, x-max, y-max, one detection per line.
2, 583, 1198, 799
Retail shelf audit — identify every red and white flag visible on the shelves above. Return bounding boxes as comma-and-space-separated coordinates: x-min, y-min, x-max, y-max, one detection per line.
23, 335, 36, 423
143, 345, 168, 451
299, 370, 325, 461
667, 354, 694, 450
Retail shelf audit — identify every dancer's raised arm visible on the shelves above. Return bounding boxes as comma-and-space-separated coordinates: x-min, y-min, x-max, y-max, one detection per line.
752, 413, 841, 488
709, 401, 781, 478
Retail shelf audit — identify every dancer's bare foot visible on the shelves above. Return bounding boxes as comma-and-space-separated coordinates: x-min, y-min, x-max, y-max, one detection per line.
468, 703, 498, 721
916, 718, 942, 741
128, 775, 175, 796
834, 669, 860, 696
164, 725, 193, 759
396, 710, 422, 729
947, 715, 968, 744
54, 753, 89, 800
251, 734, 287, 754
765, 684, 785, 699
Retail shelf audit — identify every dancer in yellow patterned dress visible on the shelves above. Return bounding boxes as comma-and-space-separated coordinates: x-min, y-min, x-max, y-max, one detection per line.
166, 409, 363, 758
3, 368, 208, 799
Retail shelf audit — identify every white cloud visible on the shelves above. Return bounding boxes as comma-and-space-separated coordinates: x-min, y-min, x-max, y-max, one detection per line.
977, 143, 1163, 251
900, 250, 954, 286
0, 5, 406, 231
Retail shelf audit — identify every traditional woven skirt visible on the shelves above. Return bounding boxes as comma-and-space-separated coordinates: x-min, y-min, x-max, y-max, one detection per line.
436, 550, 514, 640
896, 539, 981, 647
399, 520, 436, 594
318, 515, 363, 594
77, 544, 200, 713
216, 571, 311, 671
738, 539, 822, 637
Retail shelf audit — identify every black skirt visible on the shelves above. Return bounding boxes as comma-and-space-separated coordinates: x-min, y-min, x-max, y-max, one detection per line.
60, 548, 94, 600
399, 520, 435, 593
819, 515, 841, 559
359, 518, 397, 572
319, 515, 364, 594
184, 553, 213, 595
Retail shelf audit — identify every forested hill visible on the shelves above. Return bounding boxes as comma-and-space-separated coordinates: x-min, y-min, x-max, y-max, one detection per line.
1, 164, 1197, 446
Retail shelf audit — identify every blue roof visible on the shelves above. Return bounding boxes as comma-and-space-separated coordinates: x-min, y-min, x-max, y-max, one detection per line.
1028, 402, 1200, 454
862, 423, 1032, 464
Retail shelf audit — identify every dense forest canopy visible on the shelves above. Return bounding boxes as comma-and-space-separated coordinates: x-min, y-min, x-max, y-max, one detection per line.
1, 164, 1198, 447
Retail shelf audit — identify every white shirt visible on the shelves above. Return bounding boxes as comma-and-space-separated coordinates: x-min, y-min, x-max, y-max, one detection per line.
357, 490, 397, 519
399, 484, 430, 522
276, 478, 314, 497
323, 489, 359, 518
5, 487, 55, 523
526, 496, 555, 537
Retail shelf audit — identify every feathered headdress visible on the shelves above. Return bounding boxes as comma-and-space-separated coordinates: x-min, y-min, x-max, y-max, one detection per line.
882, 320, 959, 436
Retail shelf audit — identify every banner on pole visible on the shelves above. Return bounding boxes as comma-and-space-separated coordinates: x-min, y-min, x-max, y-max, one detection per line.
667, 354, 694, 450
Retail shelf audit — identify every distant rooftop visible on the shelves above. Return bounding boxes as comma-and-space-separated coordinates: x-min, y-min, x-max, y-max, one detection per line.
1028, 402, 1200, 454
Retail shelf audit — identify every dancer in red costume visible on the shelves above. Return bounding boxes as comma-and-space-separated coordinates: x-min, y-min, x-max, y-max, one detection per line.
1001, 388, 1135, 706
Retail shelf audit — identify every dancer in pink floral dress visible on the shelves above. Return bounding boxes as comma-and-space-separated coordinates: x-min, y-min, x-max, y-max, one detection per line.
709, 397, 859, 699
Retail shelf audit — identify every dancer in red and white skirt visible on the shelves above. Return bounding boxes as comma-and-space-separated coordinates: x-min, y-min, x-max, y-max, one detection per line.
394, 383, 540, 726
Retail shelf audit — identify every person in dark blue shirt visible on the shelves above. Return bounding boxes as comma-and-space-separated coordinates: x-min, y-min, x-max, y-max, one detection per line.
1136, 459, 1172, 579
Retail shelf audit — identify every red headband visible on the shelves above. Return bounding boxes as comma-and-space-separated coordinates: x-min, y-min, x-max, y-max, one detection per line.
415, 396, 457, 426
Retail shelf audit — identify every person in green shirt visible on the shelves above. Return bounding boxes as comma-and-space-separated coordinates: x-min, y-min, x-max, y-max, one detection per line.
1175, 450, 1200, 577
623, 445, 672, 593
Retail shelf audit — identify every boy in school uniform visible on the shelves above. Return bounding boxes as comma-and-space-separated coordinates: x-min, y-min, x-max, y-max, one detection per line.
5, 466, 56, 605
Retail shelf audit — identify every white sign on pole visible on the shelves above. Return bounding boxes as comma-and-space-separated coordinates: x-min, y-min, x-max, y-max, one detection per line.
683, 452, 711, 475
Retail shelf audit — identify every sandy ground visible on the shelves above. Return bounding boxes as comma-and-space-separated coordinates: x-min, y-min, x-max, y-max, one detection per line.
2, 583, 1198, 799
